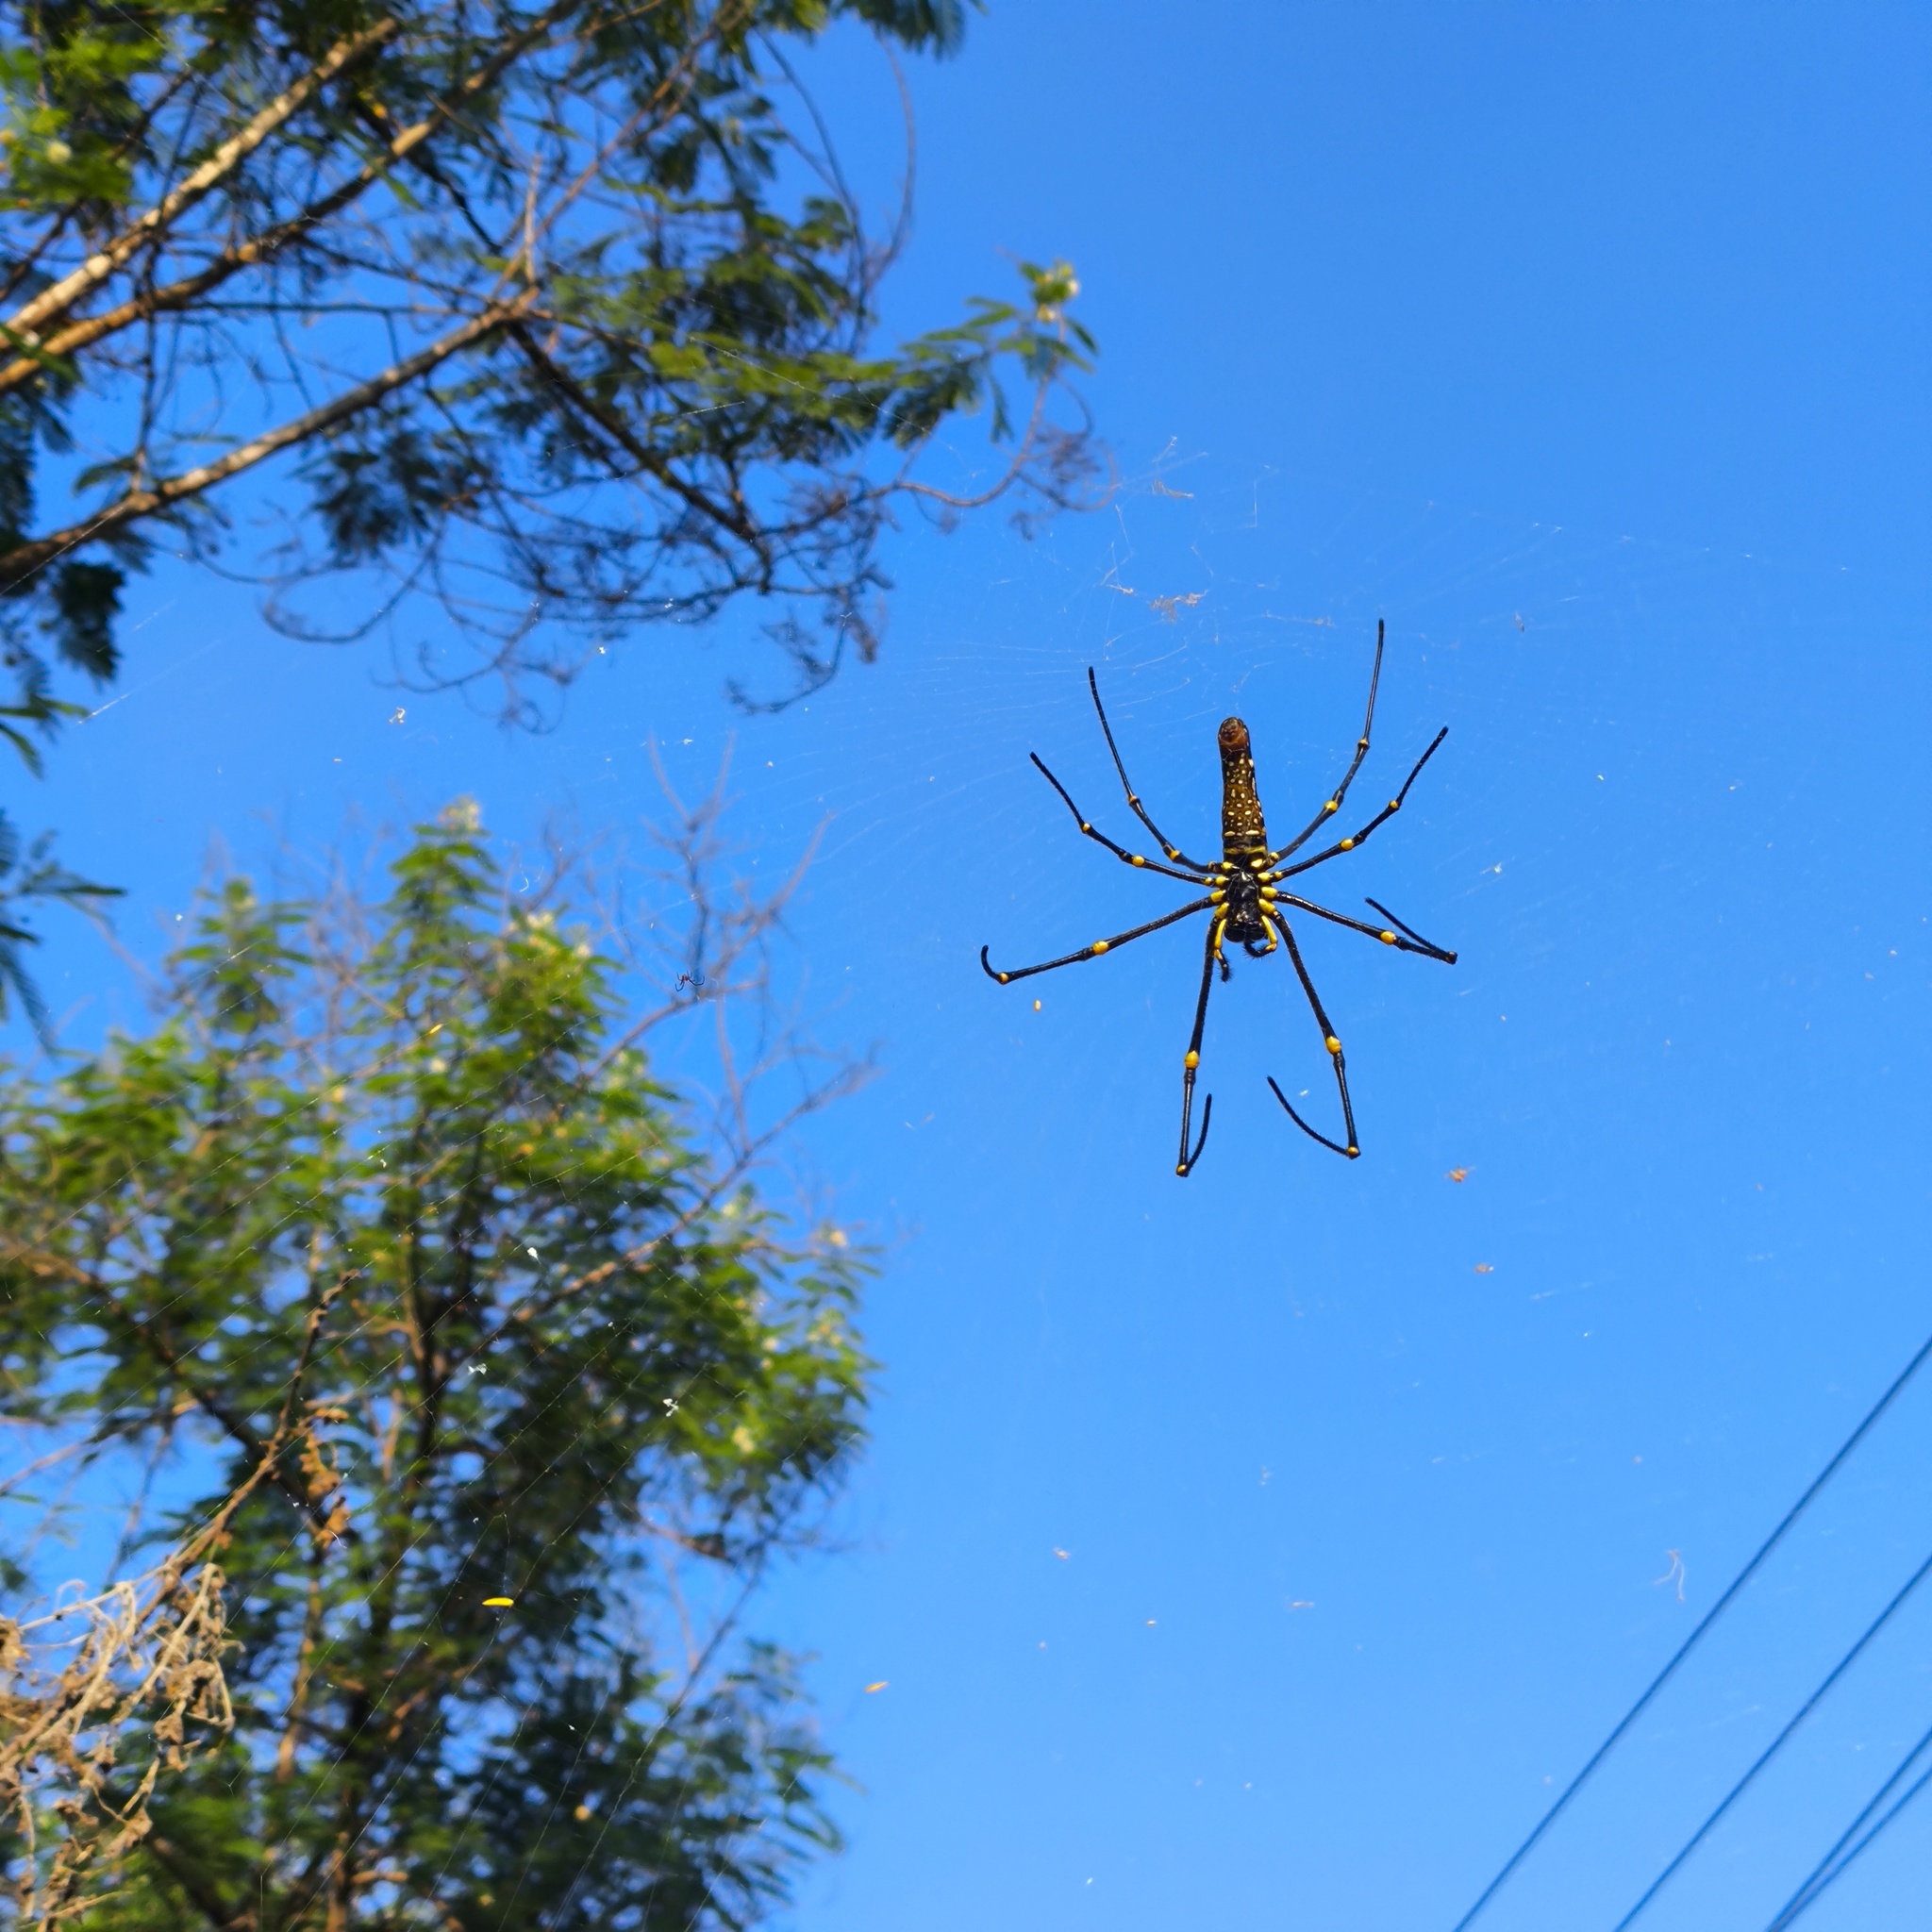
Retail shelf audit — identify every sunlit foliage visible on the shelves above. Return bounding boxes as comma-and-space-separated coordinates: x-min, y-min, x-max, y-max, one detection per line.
0, 0, 1100, 730
0, 804, 873, 1927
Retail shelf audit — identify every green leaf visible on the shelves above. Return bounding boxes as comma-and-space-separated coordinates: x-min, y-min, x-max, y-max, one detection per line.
0, 805, 873, 1921
0, 0, 1103, 724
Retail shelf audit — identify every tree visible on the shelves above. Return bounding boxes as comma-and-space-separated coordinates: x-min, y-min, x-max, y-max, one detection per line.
0, 0, 1101, 736
0, 795, 874, 1928
0, 803, 118, 1043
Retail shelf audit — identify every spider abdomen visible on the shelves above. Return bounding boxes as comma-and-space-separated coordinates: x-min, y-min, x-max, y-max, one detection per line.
1217, 716, 1270, 868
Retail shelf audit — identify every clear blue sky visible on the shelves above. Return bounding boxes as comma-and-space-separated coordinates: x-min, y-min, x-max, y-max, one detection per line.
17, 5, 1932, 1928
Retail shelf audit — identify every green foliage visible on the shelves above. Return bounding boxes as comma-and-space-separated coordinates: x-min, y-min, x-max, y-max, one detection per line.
0, 808, 118, 1044
0, 804, 872, 1927
0, 0, 1102, 739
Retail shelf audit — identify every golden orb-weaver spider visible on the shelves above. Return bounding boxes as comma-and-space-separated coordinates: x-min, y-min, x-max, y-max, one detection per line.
979, 621, 1457, 1176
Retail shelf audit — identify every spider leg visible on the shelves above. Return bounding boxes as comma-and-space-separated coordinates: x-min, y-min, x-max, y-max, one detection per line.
1267, 619, 1389, 865
1176, 911, 1227, 1177
1270, 724, 1449, 882
1087, 668, 1220, 872
1363, 895, 1457, 959
981, 895, 1217, 987
1029, 752, 1214, 888
1266, 915, 1360, 1158
1265, 890, 1457, 964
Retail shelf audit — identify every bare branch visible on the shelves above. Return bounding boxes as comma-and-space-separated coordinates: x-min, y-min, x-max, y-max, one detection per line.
4, 19, 403, 344
0, 0, 586, 400
507, 323, 764, 551
0, 293, 538, 591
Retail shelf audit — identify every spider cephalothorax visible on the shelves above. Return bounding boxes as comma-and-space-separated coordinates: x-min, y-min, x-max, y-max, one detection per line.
1216, 861, 1272, 952
981, 623, 1457, 1175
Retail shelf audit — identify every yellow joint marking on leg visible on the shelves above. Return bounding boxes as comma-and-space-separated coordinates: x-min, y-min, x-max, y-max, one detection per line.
1259, 888, 1277, 900
1080, 822, 1092, 832
1379, 929, 1398, 944
1324, 799, 1340, 813
997, 974, 1010, 984
1209, 890, 1225, 903
1339, 837, 1356, 850
1091, 941, 1109, 955
1324, 1035, 1341, 1055
1184, 1051, 1199, 1069
1175, 1163, 1188, 1175
1357, 737, 1370, 749
1131, 855, 1146, 866
1388, 798, 1401, 810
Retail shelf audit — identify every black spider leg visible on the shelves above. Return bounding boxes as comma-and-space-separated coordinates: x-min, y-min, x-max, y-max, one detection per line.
1267, 618, 1388, 866
1176, 912, 1228, 1177
1269, 891, 1458, 965
1087, 668, 1219, 873
1265, 915, 1361, 1158
981, 895, 1217, 986
1271, 724, 1449, 883
1028, 752, 1214, 888
1363, 896, 1457, 960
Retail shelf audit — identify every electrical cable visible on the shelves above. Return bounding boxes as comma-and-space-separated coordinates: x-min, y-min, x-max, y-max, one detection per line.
1783, 1758, 1932, 1924
1449, 1323, 1932, 1932
1763, 1711, 1932, 1930
1612, 1541, 1932, 1928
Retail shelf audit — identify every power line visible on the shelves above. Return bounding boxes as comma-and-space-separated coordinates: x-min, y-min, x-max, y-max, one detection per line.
1764, 1712, 1932, 1930
1449, 1323, 1932, 1932
1786, 1758, 1932, 1924
1613, 1541, 1932, 1928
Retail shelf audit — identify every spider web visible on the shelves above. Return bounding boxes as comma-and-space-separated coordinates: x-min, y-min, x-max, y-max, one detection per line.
7, 452, 1932, 1932
730, 456, 1932, 1932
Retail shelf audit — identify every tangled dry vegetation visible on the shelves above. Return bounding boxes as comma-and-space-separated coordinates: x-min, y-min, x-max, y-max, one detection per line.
0, 1551, 234, 1926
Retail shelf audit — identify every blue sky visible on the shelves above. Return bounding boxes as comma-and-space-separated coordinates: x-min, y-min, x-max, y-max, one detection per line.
11, 4, 1932, 1928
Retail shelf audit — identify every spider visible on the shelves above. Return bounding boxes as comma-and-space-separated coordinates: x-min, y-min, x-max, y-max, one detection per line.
979, 621, 1457, 1175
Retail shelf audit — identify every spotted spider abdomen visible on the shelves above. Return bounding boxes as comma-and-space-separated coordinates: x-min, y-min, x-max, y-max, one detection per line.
1218, 716, 1270, 869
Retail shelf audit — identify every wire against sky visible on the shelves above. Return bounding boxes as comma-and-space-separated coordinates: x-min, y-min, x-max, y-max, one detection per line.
1449, 1323, 1932, 1932
1764, 1715, 1932, 1931
1612, 1541, 1932, 1929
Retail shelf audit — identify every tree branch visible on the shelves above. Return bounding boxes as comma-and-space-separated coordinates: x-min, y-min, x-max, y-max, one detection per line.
506, 321, 763, 552
88, 1281, 358, 1550
0, 294, 537, 591
4, 18, 404, 345
0, 0, 585, 400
